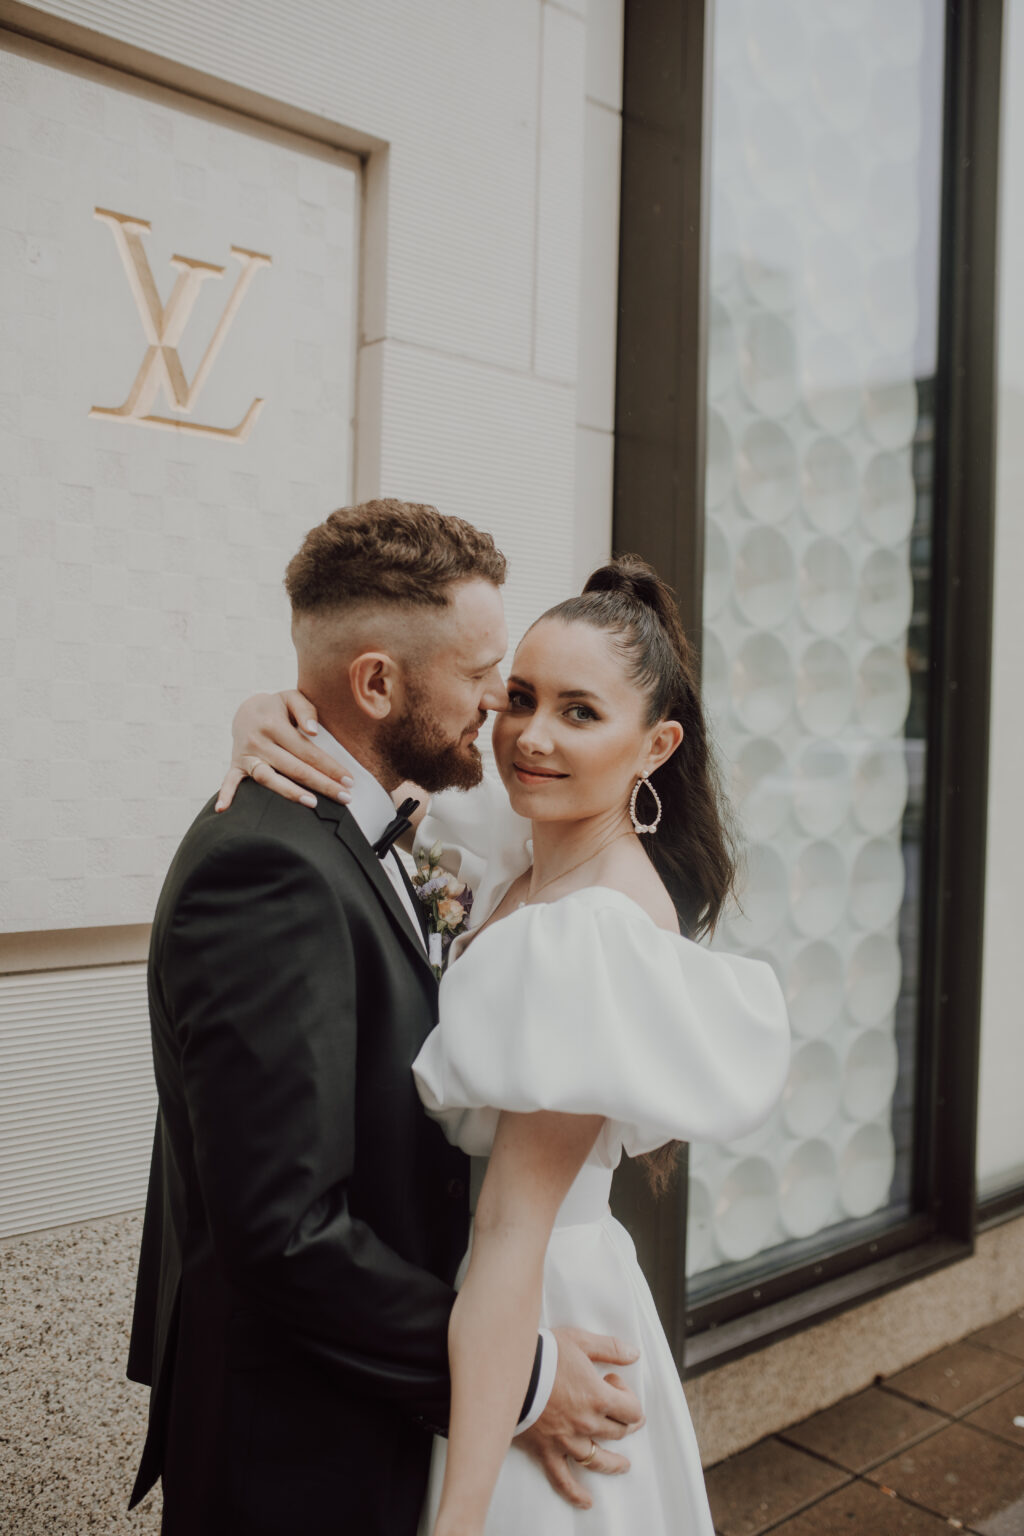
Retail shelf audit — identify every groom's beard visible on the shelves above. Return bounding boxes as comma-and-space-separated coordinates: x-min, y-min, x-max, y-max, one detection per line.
379, 684, 486, 793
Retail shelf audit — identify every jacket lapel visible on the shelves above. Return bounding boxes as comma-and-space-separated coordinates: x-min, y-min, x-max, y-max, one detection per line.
311, 799, 436, 980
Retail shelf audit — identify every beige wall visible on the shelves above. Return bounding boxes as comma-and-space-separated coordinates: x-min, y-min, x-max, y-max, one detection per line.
0, 0, 626, 1237
690, 1214, 1024, 1466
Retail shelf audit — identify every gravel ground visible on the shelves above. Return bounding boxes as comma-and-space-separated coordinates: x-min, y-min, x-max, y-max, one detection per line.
0, 1213, 161, 1535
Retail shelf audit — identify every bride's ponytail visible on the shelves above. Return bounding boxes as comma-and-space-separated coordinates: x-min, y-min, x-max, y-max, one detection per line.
563, 555, 736, 940
536, 555, 738, 1193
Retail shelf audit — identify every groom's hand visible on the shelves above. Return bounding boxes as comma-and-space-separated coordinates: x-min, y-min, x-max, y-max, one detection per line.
517, 1327, 644, 1510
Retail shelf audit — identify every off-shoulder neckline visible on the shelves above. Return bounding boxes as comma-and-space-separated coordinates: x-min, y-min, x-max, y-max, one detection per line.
492, 884, 681, 935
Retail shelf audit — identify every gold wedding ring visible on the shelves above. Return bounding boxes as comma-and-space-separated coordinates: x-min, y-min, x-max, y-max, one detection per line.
244, 757, 264, 778
578, 1440, 598, 1468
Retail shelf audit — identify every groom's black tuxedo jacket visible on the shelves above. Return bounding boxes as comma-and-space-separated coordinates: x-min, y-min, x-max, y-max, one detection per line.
128, 780, 470, 1535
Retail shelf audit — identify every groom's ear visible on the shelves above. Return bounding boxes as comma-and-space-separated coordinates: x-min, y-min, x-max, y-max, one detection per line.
349, 651, 398, 720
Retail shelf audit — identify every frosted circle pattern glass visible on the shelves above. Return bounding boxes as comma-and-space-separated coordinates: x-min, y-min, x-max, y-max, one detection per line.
803, 334, 860, 433
787, 940, 844, 1039
727, 842, 789, 948
745, 0, 807, 102
863, 368, 918, 449
866, 258, 918, 354
685, 1177, 715, 1276
701, 629, 730, 723
739, 420, 799, 523
862, 450, 916, 545
743, 102, 804, 206
704, 518, 732, 621
839, 1122, 895, 1218
809, 132, 864, 235
740, 313, 799, 417
807, 233, 862, 333
735, 526, 797, 628
812, 31, 869, 131
853, 744, 908, 834
791, 838, 848, 937
846, 932, 902, 1027
713, 78, 743, 189
783, 1040, 842, 1137
711, 189, 740, 293
866, 161, 919, 258
870, 0, 925, 67
820, 0, 868, 28
856, 645, 911, 737
869, 67, 922, 160
694, 0, 939, 1285
706, 408, 734, 509
734, 737, 791, 841
850, 838, 905, 929
797, 639, 854, 736
733, 632, 796, 732
713, 1156, 780, 1261
842, 1028, 899, 1122
741, 206, 801, 311
793, 741, 851, 837
779, 1140, 839, 1239
799, 536, 856, 635
859, 547, 914, 642
708, 297, 738, 401
802, 437, 859, 535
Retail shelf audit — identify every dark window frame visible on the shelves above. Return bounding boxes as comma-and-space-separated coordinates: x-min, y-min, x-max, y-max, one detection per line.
609, 0, 1004, 1375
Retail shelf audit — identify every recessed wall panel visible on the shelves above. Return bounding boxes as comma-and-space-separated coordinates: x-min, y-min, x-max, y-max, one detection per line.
0, 40, 359, 932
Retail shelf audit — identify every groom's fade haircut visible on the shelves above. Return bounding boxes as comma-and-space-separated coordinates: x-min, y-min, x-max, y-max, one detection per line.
285, 498, 506, 615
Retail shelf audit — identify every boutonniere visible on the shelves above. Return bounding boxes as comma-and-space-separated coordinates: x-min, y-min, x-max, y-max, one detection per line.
412, 842, 474, 979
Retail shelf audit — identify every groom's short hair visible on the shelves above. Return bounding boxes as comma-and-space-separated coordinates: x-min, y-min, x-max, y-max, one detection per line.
286, 499, 506, 614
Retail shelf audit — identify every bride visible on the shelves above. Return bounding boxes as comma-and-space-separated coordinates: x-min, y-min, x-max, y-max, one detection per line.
220, 557, 790, 1535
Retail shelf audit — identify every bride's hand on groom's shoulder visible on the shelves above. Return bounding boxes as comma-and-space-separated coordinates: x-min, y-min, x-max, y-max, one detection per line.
518, 1327, 645, 1509
216, 689, 353, 812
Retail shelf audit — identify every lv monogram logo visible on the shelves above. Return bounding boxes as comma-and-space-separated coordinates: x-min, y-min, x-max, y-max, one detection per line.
89, 208, 272, 442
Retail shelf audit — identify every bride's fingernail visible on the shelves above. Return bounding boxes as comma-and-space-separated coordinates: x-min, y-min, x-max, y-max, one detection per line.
300, 793, 317, 808
305, 720, 317, 733
337, 790, 350, 802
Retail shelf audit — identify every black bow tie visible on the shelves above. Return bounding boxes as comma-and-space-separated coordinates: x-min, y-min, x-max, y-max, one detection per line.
372, 797, 420, 859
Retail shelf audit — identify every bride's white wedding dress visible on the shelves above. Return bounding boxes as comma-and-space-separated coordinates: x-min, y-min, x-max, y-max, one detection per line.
410, 784, 790, 1535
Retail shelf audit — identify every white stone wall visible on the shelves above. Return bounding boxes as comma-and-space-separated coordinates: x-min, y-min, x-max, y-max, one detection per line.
1, 0, 623, 937
0, 1, 624, 1237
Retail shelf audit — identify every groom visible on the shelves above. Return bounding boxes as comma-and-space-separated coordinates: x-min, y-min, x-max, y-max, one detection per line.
128, 500, 644, 1535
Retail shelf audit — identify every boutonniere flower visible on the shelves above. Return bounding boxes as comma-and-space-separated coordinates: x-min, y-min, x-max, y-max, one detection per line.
412, 842, 474, 979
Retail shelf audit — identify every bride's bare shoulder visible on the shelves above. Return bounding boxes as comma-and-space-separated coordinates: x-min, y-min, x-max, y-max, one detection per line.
599, 844, 680, 934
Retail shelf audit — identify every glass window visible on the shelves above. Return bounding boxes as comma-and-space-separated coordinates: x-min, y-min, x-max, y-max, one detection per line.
976, 0, 1024, 1204
689, 0, 947, 1296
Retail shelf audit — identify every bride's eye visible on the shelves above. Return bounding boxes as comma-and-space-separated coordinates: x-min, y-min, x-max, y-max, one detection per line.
507, 690, 534, 710
566, 703, 598, 722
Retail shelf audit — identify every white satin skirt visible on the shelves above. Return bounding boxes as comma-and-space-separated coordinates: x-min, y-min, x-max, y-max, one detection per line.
417, 1166, 715, 1535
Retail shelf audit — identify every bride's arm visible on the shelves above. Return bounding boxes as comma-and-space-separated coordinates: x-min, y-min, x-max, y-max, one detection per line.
434, 1110, 603, 1536
216, 690, 353, 811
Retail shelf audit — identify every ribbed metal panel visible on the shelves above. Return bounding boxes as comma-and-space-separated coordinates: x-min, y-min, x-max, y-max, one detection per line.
0, 966, 156, 1237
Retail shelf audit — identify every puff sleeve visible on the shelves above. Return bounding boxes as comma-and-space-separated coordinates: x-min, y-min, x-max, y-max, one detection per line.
412, 888, 790, 1162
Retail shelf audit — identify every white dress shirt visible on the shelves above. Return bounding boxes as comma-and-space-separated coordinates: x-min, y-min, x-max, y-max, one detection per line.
313, 727, 427, 951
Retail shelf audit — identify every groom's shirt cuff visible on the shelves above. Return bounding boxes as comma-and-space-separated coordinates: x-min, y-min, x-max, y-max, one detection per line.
514, 1328, 558, 1435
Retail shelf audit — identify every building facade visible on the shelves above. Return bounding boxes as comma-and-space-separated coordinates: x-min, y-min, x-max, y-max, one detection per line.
1, 0, 1022, 1519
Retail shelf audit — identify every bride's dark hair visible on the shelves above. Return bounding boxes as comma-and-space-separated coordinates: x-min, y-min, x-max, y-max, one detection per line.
535, 554, 738, 1193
